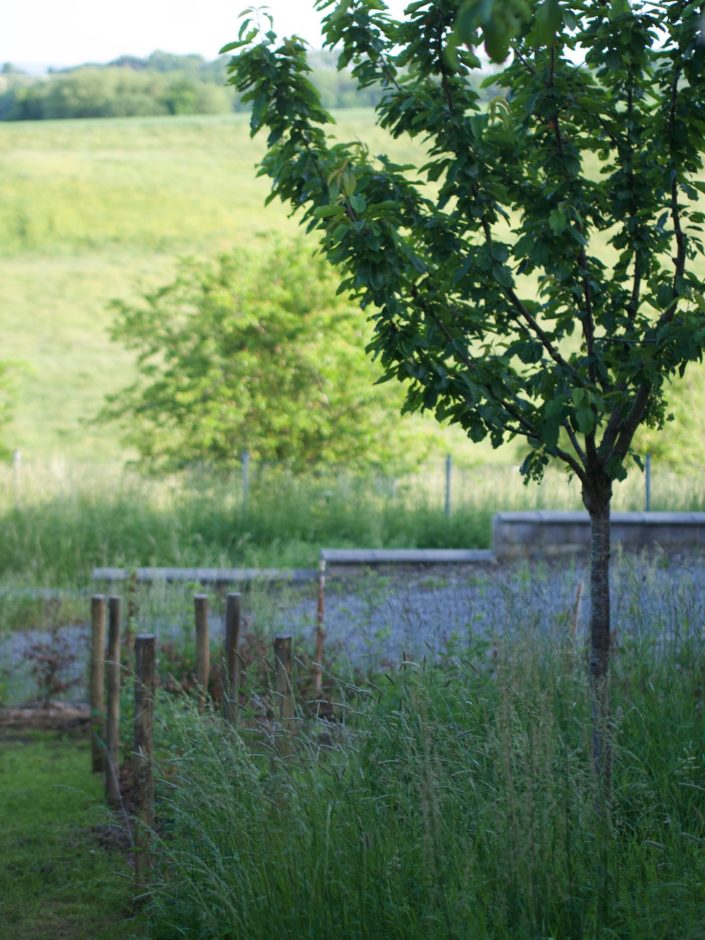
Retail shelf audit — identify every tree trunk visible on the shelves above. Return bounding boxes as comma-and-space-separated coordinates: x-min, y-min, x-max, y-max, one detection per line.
583, 475, 612, 790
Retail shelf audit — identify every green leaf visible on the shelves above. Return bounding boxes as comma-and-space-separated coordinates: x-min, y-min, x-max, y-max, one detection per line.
533, 0, 562, 46
456, 0, 494, 41
574, 95, 603, 114
549, 208, 568, 235
657, 284, 674, 308
314, 205, 343, 219
484, 17, 511, 63
341, 170, 357, 197
348, 193, 367, 214
575, 406, 595, 434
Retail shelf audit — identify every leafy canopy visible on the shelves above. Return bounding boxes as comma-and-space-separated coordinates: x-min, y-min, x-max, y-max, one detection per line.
223, 0, 705, 504
102, 240, 424, 472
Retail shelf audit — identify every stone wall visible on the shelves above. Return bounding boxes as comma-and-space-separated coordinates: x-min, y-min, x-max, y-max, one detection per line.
493, 511, 705, 560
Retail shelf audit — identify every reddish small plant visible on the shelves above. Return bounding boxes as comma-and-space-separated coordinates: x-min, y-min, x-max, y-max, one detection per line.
24, 626, 81, 707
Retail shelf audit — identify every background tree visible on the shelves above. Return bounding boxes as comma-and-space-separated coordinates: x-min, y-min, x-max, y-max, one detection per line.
223, 0, 705, 779
101, 240, 426, 472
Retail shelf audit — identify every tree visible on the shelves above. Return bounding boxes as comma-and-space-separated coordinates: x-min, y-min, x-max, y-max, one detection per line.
223, 0, 705, 780
101, 240, 422, 472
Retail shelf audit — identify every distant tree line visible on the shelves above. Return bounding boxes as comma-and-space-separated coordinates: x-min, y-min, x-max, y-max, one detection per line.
0, 52, 501, 121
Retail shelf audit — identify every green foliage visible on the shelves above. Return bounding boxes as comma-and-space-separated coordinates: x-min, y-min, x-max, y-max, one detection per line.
6, 65, 233, 121
224, 0, 705, 505
0, 49, 479, 122
101, 239, 426, 471
147, 629, 705, 938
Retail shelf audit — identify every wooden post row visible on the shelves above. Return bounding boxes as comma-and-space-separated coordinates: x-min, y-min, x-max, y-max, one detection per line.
224, 592, 241, 726
90, 595, 106, 774
134, 634, 156, 889
105, 596, 122, 806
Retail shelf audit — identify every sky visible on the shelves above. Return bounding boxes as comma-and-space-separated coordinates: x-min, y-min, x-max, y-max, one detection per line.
3, 1, 407, 71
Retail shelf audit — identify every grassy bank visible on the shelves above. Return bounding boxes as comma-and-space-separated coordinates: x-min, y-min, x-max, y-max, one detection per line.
146, 622, 705, 939
0, 730, 145, 939
0, 111, 441, 461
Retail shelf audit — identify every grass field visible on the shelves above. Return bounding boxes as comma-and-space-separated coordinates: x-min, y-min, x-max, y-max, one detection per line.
0, 455, 703, 600
3, 110, 705, 465
0, 111, 448, 461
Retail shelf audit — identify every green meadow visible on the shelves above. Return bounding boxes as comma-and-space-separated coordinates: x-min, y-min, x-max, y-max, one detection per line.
0, 111, 428, 460
0, 108, 704, 589
3, 110, 705, 465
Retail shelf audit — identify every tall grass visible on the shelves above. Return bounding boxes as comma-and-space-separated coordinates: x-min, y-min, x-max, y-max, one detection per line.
2, 459, 705, 586
147, 620, 705, 939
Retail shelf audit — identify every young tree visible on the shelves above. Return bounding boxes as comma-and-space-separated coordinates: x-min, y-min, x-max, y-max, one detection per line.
223, 0, 705, 777
101, 240, 422, 472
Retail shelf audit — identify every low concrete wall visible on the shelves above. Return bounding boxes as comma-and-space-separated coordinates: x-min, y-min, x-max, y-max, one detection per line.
320, 548, 495, 577
320, 549, 493, 565
493, 511, 705, 560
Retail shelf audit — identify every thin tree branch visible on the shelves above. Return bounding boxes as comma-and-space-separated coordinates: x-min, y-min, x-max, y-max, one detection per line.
611, 382, 651, 464
477, 217, 585, 384
547, 45, 602, 393
562, 420, 587, 465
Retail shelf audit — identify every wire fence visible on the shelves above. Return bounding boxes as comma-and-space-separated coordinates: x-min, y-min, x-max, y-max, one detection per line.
1, 449, 703, 516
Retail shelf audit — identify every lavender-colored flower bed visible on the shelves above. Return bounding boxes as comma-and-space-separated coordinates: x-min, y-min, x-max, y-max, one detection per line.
2, 552, 704, 705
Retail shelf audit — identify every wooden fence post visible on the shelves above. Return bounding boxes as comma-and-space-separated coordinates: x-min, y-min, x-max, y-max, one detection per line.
194, 594, 209, 712
105, 596, 122, 806
134, 634, 156, 890
273, 635, 294, 725
313, 560, 326, 695
224, 592, 241, 725
90, 595, 106, 773
125, 569, 138, 659
445, 452, 452, 517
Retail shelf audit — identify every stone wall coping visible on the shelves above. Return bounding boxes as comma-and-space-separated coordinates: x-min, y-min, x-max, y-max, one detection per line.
320, 548, 493, 564
493, 511, 705, 525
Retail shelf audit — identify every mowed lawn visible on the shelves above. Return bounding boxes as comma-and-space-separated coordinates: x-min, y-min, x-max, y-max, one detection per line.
0, 730, 146, 939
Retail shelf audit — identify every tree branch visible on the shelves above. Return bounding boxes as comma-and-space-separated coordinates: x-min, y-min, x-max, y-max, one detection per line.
477, 217, 585, 385
611, 382, 651, 464
547, 45, 602, 393
562, 420, 587, 465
